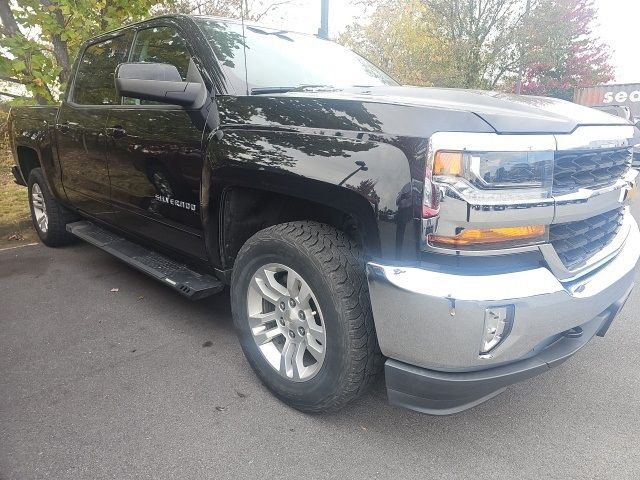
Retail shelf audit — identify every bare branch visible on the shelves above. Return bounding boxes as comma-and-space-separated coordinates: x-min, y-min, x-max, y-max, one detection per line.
0, 90, 23, 98
0, 75, 28, 85
250, 0, 294, 21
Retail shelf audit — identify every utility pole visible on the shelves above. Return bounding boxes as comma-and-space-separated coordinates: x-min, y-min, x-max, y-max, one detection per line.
515, 0, 531, 95
318, 0, 329, 39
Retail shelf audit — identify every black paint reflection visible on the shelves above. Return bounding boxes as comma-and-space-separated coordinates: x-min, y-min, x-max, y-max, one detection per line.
211, 96, 419, 259
56, 104, 112, 217
105, 106, 207, 258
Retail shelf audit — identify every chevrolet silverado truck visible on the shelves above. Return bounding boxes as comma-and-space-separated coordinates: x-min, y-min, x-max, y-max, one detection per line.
8, 15, 640, 414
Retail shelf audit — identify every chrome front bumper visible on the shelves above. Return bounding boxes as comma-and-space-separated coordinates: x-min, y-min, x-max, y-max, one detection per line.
366, 214, 640, 372
383, 301, 630, 415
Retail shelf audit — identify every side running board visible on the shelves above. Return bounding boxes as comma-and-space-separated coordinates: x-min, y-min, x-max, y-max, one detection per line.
66, 221, 224, 300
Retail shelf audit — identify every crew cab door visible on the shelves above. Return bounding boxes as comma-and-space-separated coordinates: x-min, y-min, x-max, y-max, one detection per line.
105, 24, 208, 260
56, 33, 131, 218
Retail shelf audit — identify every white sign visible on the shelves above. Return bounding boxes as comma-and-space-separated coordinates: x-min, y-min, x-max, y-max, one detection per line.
603, 90, 640, 103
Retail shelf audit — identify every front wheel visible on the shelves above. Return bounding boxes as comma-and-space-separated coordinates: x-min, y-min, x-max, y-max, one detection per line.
28, 168, 78, 247
231, 221, 381, 412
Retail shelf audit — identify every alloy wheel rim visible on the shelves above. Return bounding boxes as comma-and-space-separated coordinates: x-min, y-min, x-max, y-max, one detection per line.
247, 263, 327, 382
31, 183, 48, 233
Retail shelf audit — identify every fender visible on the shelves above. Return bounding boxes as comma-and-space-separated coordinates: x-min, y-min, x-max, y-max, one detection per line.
204, 126, 413, 263
202, 95, 494, 266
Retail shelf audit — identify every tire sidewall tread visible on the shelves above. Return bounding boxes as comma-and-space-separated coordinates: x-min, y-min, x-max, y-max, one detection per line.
231, 221, 382, 413
27, 168, 77, 247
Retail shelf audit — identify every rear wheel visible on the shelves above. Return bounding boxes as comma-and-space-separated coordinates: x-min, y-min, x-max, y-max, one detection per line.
231, 221, 381, 412
28, 168, 78, 247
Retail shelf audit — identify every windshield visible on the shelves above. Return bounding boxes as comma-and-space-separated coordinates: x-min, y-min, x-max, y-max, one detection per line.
195, 18, 398, 94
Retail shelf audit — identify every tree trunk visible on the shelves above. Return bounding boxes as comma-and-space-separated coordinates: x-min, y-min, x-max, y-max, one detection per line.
100, 0, 112, 31
40, 0, 71, 83
0, 0, 19, 36
51, 15, 71, 83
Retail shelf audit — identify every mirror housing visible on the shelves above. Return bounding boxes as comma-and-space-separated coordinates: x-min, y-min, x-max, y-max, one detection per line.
115, 63, 204, 108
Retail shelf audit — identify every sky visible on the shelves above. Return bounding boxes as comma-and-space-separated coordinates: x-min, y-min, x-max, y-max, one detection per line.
592, 0, 640, 84
256, 1, 362, 36
262, 0, 640, 85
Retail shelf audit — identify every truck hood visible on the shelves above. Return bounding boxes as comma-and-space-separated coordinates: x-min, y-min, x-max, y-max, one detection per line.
285, 86, 630, 134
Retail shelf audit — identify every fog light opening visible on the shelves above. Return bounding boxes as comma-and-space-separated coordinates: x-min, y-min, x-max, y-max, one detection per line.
481, 306, 514, 354
563, 326, 583, 338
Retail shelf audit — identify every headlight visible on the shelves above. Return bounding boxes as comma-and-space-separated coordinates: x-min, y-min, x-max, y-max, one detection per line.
431, 149, 554, 201
422, 148, 555, 249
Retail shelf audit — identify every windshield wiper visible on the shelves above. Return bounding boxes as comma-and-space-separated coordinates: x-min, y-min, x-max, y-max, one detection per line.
290, 84, 337, 92
246, 26, 294, 42
251, 85, 337, 95
250, 87, 296, 95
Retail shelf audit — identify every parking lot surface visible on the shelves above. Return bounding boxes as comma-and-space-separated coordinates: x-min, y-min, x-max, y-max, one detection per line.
2, 203, 640, 479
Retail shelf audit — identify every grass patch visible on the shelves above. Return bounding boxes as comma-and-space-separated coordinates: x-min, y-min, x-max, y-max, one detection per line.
0, 142, 37, 247
1, 144, 28, 222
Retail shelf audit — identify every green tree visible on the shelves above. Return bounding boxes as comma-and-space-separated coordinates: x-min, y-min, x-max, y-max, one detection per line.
422, 0, 528, 89
339, 0, 447, 86
0, 0, 161, 104
341, 0, 530, 89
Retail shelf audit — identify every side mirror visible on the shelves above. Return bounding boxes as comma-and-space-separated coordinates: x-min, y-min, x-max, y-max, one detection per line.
115, 63, 204, 108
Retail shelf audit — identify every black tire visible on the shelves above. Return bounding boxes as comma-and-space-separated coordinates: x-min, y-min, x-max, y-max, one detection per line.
231, 221, 382, 413
27, 168, 78, 247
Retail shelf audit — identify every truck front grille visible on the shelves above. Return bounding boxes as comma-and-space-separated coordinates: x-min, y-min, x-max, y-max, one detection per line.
549, 207, 624, 271
553, 147, 631, 194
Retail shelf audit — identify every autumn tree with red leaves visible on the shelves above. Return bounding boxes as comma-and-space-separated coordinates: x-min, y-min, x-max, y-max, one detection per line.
517, 0, 613, 100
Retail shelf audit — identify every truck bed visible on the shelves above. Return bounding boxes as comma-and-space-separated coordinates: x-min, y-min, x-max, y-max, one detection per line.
9, 105, 59, 155
8, 105, 59, 185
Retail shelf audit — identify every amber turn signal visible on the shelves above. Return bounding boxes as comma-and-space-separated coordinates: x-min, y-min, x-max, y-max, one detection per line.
429, 225, 547, 248
433, 151, 464, 176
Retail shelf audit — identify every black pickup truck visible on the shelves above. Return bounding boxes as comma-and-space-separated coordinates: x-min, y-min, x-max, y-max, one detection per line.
9, 15, 640, 414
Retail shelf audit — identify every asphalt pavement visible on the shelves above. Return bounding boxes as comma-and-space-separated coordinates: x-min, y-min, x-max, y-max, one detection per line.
1, 203, 640, 480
